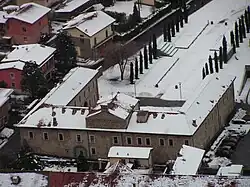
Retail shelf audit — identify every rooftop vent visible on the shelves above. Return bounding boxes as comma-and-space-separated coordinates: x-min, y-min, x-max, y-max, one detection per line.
153, 112, 158, 119
136, 111, 149, 123
116, 152, 119, 155
192, 119, 197, 127
62, 108, 66, 114
52, 117, 58, 126
196, 101, 200, 104
216, 77, 219, 80
210, 100, 214, 103
127, 153, 129, 156
52, 111, 56, 117
161, 113, 165, 119
72, 109, 77, 115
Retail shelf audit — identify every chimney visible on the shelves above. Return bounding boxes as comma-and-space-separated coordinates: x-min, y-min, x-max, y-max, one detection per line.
81, 109, 85, 115
192, 119, 197, 127
100, 105, 108, 112
136, 111, 149, 123
62, 108, 66, 114
72, 108, 77, 115
52, 117, 58, 126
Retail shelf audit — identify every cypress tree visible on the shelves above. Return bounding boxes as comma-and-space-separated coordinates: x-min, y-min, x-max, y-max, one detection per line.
214, 51, 219, 73
235, 21, 239, 47
139, 51, 143, 74
180, 13, 184, 28
239, 19, 243, 43
205, 63, 209, 75
171, 20, 175, 37
163, 24, 167, 42
222, 36, 227, 64
208, 55, 214, 74
202, 67, 206, 79
245, 10, 249, 33
219, 46, 223, 69
176, 17, 180, 32
183, 3, 188, 23
241, 15, 246, 38
152, 34, 157, 59
230, 31, 236, 53
144, 45, 148, 69
167, 24, 171, 42
130, 62, 134, 84
135, 57, 139, 79
148, 42, 153, 64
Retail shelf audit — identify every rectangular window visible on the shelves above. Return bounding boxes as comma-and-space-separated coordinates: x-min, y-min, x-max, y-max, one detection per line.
24, 37, 27, 42
22, 27, 26, 32
113, 136, 119, 144
89, 135, 95, 143
91, 147, 96, 155
28, 131, 34, 139
137, 137, 142, 145
43, 132, 49, 140
58, 133, 64, 141
126, 136, 132, 145
145, 137, 151, 146
10, 72, 15, 79
184, 140, 189, 145
159, 138, 165, 146
76, 134, 81, 142
169, 139, 173, 146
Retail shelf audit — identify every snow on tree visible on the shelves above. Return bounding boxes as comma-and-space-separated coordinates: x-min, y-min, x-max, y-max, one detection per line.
167, 24, 171, 42
152, 34, 157, 59
163, 24, 167, 42
21, 62, 48, 99
205, 63, 209, 75
139, 51, 143, 74
135, 57, 139, 79
171, 20, 175, 37
144, 45, 149, 69
208, 55, 214, 74
219, 46, 223, 69
103, 42, 136, 80
130, 62, 134, 84
54, 31, 77, 74
222, 36, 228, 64
214, 51, 219, 73
235, 21, 239, 47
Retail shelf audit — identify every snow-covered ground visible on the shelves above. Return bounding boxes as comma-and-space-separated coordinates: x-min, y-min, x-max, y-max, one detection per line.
105, 0, 152, 18
0, 172, 48, 187
204, 108, 250, 169
98, 0, 250, 101
0, 128, 14, 149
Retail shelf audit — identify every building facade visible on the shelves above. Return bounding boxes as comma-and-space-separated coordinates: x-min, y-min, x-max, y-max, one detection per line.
16, 75, 236, 164
5, 3, 50, 44
0, 88, 13, 130
63, 11, 115, 59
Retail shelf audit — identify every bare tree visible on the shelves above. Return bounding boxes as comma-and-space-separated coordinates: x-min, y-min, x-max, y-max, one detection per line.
103, 42, 137, 80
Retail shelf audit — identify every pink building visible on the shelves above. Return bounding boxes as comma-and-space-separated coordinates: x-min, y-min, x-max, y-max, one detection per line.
0, 44, 56, 90
5, 3, 51, 44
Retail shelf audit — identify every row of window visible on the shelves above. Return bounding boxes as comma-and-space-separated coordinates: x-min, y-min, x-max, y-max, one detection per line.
28, 132, 189, 146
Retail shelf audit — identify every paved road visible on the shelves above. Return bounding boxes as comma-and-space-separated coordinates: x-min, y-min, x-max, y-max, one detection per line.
131, 0, 213, 52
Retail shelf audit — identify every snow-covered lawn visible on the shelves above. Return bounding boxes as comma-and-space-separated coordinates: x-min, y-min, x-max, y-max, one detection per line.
0, 128, 14, 149
0, 172, 48, 187
98, 0, 250, 102
204, 108, 250, 169
105, 0, 152, 18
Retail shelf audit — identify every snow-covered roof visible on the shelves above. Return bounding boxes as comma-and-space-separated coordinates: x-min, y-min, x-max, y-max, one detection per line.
2, 44, 56, 67
0, 61, 25, 71
55, 0, 91, 13
93, 92, 139, 120
108, 146, 153, 159
0, 88, 13, 107
217, 165, 243, 176
172, 145, 205, 175
42, 67, 98, 106
6, 3, 50, 24
19, 106, 89, 129
0, 172, 48, 186
63, 11, 115, 37
0, 11, 7, 23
